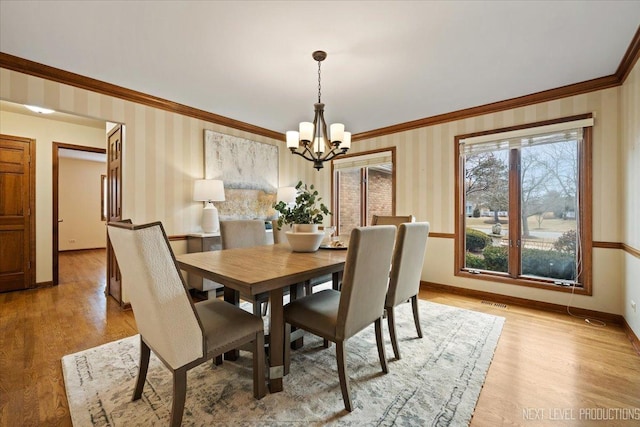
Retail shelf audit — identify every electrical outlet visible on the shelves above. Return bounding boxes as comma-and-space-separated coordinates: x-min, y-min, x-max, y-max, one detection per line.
631, 300, 637, 313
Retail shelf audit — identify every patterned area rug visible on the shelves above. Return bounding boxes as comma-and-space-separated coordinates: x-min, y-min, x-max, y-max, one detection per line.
62, 300, 504, 426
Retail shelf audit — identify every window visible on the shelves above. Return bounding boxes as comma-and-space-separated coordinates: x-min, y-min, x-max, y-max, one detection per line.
331, 148, 395, 238
455, 115, 593, 294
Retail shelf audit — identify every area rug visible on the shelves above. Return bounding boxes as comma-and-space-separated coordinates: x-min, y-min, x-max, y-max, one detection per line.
62, 300, 504, 426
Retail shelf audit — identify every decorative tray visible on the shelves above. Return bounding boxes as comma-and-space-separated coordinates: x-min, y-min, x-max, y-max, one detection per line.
319, 244, 348, 250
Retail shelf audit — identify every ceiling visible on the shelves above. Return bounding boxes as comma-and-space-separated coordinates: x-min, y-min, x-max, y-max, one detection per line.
1, 1, 639, 136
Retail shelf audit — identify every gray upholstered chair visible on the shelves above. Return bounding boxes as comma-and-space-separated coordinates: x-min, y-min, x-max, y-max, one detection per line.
220, 220, 269, 316
271, 219, 291, 246
371, 214, 415, 227
283, 225, 397, 412
107, 221, 265, 427
385, 222, 430, 360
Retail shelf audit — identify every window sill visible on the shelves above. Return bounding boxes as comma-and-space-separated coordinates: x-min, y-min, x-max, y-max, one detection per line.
456, 270, 592, 296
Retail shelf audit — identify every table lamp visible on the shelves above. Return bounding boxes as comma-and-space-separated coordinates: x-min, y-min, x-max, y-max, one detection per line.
276, 186, 297, 205
193, 179, 225, 233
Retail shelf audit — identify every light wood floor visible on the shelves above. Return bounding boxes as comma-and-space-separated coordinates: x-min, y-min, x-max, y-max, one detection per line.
1, 249, 638, 426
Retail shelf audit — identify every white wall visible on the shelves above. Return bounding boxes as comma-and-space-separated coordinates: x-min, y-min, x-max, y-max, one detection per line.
58, 156, 106, 251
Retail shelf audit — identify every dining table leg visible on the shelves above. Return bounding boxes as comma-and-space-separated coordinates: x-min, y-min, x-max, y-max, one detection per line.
223, 287, 240, 361
268, 287, 284, 393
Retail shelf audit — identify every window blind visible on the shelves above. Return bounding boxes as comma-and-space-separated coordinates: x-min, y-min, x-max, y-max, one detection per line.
460, 117, 593, 155
332, 150, 393, 171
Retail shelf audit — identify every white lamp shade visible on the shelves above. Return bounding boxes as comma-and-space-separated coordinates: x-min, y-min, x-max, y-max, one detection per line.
299, 122, 314, 142
193, 179, 225, 202
276, 186, 297, 203
330, 123, 344, 142
342, 132, 351, 149
286, 131, 299, 149
314, 137, 324, 154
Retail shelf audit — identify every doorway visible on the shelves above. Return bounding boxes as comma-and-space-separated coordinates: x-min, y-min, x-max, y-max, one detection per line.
52, 143, 107, 286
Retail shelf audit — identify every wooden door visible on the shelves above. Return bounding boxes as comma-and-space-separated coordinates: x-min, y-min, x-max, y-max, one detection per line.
0, 135, 35, 292
106, 125, 123, 304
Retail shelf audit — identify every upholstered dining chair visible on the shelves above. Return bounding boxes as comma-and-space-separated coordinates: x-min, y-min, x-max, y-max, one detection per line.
220, 220, 269, 316
283, 225, 397, 412
385, 222, 430, 360
107, 221, 265, 427
371, 214, 415, 227
271, 219, 290, 246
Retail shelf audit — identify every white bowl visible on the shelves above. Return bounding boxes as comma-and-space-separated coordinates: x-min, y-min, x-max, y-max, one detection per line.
285, 231, 325, 252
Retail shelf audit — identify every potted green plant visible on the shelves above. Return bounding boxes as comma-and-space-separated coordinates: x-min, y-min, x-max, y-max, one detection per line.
273, 181, 331, 252
273, 181, 331, 232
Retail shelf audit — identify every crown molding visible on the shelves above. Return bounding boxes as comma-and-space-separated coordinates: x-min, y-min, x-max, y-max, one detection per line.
616, 24, 640, 83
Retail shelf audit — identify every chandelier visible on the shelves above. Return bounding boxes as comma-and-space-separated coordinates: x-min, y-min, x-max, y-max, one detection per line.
286, 50, 350, 170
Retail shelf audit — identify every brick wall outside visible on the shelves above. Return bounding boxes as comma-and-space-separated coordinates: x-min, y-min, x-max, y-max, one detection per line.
338, 168, 392, 238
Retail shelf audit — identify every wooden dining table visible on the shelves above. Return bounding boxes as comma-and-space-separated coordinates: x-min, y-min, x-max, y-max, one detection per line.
175, 243, 347, 393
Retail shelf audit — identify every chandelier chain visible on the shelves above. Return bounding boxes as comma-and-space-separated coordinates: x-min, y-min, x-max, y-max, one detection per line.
317, 60, 322, 103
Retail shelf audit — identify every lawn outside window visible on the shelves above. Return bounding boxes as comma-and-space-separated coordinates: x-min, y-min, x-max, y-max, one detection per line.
454, 114, 593, 295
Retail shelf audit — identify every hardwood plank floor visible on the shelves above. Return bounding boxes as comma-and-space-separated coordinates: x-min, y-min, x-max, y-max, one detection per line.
1, 249, 638, 426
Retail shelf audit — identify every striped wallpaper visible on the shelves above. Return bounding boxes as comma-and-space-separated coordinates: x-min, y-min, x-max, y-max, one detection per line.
0, 63, 636, 318
620, 56, 640, 336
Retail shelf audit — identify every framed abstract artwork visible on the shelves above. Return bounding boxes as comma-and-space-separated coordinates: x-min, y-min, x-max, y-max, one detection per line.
204, 130, 278, 220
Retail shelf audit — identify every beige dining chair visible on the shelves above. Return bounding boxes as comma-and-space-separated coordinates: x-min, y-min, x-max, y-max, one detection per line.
107, 221, 265, 427
385, 222, 430, 360
220, 220, 269, 316
371, 214, 415, 227
283, 225, 397, 412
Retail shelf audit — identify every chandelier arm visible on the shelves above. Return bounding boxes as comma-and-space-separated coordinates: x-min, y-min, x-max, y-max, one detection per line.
291, 149, 318, 162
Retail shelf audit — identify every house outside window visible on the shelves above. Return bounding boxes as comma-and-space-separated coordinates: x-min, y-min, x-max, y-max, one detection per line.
455, 114, 593, 294
331, 148, 395, 238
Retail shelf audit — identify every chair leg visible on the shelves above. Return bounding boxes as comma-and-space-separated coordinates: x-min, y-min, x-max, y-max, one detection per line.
387, 306, 401, 360
284, 323, 291, 375
253, 331, 266, 399
214, 355, 223, 366
170, 367, 187, 427
336, 341, 353, 412
375, 318, 389, 373
132, 337, 150, 401
411, 295, 423, 338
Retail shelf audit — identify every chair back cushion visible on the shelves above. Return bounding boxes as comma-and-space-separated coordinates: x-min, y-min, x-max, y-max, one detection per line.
271, 220, 292, 245
220, 220, 267, 249
386, 222, 430, 307
371, 214, 415, 227
107, 222, 203, 369
337, 226, 396, 340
